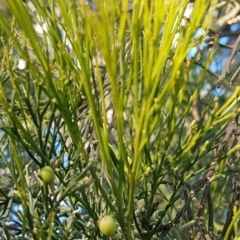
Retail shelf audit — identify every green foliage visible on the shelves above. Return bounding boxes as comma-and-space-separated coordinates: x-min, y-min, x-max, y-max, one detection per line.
0, 0, 240, 239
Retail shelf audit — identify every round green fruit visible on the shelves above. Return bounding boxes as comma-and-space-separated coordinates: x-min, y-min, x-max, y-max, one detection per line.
40, 166, 55, 184
98, 215, 116, 237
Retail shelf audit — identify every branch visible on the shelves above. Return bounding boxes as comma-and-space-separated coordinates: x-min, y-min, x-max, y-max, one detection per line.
217, 35, 240, 88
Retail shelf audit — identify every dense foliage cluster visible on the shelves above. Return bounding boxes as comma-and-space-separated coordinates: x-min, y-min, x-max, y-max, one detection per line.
0, 0, 240, 239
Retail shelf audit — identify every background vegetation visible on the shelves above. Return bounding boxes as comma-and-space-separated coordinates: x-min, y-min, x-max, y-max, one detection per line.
0, 0, 240, 239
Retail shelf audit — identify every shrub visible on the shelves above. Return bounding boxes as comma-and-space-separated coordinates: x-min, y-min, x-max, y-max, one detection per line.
0, 0, 240, 239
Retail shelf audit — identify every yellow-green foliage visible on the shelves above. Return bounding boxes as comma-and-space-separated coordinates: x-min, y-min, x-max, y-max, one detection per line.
0, 0, 239, 239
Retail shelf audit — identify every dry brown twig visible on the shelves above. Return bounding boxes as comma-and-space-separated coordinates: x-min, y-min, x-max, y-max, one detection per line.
217, 35, 240, 88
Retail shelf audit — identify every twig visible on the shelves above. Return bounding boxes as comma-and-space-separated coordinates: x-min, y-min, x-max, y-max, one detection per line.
207, 191, 214, 239
230, 65, 240, 85
195, 184, 211, 240
217, 35, 240, 88
194, 62, 235, 91
218, 31, 240, 37
203, 119, 237, 180
183, 185, 194, 239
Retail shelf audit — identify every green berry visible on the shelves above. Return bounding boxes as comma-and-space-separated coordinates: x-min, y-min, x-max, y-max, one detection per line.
98, 215, 116, 237
40, 166, 55, 184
